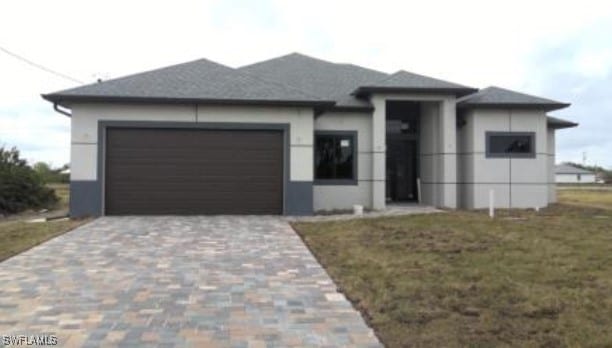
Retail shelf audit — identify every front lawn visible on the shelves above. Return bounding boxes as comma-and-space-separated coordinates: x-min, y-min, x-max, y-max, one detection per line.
293, 204, 612, 347
558, 188, 612, 210
0, 219, 88, 262
0, 184, 88, 262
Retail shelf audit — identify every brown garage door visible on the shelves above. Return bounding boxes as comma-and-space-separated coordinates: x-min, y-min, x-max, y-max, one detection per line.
104, 128, 283, 215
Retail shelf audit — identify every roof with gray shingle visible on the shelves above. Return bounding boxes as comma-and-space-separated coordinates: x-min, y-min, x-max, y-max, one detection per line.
353, 70, 477, 97
43, 54, 569, 114
547, 116, 578, 129
239, 53, 388, 109
43, 58, 334, 107
555, 164, 594, 175
241, 54, 477, 108
458, 86, 570, 111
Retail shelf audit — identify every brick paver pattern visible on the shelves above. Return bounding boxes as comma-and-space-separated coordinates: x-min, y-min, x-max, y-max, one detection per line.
0, 216, 381, 347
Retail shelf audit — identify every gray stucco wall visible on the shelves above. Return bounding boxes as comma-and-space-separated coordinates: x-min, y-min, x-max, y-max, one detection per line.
547, 128, 557, 202
419, 101, 441, 206
457, 109, 552, 209
67, 100, 557, 216
313, 111, 373, 211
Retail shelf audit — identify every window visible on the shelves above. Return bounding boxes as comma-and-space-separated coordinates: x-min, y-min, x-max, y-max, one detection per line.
314, 131, 357, 184
486, 132, 535, 158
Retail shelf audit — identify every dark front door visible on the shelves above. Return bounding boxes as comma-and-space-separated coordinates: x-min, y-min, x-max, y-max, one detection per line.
104, 128, 284, 215
386, 139, 418, 202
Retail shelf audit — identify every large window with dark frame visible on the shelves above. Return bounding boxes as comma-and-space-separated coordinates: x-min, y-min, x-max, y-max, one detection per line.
486, 132, 535, 158
314, 132, 356, 183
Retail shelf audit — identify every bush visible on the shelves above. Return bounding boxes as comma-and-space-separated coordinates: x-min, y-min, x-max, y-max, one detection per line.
0, 147, 59, 215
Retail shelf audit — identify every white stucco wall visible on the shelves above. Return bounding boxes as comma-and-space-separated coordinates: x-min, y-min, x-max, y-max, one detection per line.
69, 103, 314, 183
313, 111, 373, 211
457, 109, 551, 209
555, 173, 597, 183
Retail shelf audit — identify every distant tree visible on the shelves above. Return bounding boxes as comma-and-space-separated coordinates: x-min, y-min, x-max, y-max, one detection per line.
33, 161, 68, 183
33, 162, 54, 183
0, 147, 58, 214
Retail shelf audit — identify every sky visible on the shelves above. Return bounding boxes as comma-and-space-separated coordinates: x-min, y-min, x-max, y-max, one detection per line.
1, 0, 611, 168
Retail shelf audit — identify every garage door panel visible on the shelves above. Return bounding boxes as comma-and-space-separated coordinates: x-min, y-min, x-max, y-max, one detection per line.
106, 172, 283, 181
109, 149, 282, 160
106, 163, 281, 175
108, 184, 283, 194
105, 128, 283, 215
107, 130, 281, 148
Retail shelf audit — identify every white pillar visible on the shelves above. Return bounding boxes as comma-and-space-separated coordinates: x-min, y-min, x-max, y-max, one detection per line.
371, 96, 386, 210
439, 98, 458, 208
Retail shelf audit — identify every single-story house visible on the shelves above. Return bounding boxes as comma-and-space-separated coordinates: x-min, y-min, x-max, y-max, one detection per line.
555, 164, 597, 183
42, 53, 578, 217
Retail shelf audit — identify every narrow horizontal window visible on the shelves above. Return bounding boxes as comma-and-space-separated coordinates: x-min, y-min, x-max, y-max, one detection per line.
486, 132, 535, 158
314, 132, 357, 184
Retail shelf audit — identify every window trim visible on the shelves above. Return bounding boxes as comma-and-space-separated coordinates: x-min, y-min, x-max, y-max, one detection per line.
485, 131, 536, 159
313, 130, 358, 185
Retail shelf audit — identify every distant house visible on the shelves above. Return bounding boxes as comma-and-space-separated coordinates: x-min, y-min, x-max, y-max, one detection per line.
555, 164, 596, 184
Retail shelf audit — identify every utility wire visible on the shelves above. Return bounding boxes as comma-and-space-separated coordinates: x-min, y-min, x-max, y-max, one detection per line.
0, 45, 83, 84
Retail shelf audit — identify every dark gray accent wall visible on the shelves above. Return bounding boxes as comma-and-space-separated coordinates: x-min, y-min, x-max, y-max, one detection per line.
285, 181, 314, 215
70, 180, 102, 217
70, 119, 314, 217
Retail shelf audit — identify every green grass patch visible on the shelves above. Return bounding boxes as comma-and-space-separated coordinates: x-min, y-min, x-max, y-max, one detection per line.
0, 219, 88, 262
293, 204, 612, 347
0, 183, 88, 262
559, 189, 612, 210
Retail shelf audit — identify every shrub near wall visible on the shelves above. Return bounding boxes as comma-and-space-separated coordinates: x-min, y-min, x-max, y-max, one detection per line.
0, 147, 58, 215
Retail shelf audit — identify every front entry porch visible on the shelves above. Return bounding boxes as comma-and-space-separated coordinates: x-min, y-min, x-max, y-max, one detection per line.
371, 94, 458, 210
386, 101, 420, 203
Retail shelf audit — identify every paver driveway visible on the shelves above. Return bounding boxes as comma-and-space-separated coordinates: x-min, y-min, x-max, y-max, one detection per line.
0, 217, 381, 347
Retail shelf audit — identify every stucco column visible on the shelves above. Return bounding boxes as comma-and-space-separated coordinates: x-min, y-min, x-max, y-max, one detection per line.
439, 98, 457, 208
371, 96, 386, 210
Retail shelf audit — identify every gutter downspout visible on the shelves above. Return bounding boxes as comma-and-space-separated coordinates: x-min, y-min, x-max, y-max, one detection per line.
53, 103, 72, 117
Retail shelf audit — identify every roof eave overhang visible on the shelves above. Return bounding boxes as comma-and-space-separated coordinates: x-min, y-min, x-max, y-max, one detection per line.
457, 102, 571, 112
352, 86, 478, 98
41, 94, 336, 109
548, 121, 578, 129
325, 105, 374, 113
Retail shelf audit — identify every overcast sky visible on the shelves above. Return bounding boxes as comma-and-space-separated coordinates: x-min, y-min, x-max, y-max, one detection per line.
1, 0, 611, 168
